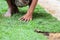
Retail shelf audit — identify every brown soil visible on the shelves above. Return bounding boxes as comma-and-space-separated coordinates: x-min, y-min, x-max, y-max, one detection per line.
35, 30, 60, 40
49, 33, 60, 40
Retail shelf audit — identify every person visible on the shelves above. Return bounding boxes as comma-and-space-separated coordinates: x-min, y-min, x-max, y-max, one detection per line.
4, 0, 38, 21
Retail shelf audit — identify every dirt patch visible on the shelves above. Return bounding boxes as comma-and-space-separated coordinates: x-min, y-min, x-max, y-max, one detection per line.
49, 33, 60, 40
35, 30, 60, 40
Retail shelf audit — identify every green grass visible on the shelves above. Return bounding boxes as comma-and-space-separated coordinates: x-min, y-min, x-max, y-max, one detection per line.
0, 0, 60, 40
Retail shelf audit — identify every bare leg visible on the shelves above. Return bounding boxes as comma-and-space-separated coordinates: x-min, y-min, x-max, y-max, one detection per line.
19, 0, 38, 21
4, 0, 19, 17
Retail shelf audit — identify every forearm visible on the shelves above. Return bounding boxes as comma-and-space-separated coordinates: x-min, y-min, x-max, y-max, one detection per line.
27, 0, 38, 15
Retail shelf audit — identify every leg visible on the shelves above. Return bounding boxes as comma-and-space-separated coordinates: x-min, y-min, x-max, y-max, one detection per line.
19, 0, 38, 21
29, 0, 32, 7
4, 0, 19, 17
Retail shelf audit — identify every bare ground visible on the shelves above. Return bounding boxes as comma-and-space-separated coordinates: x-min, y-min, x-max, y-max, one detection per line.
38, 0, 60, 20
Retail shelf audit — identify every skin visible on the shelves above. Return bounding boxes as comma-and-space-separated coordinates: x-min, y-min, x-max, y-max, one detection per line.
4, 0, 38, 21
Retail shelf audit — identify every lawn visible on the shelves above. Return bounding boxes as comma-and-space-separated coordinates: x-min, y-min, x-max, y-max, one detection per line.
0, 0, 60, 40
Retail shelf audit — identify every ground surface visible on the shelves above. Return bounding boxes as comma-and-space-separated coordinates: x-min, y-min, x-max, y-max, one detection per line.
49, 33, 60, 40
38, 0, 60, 20
0, 0, 60, 40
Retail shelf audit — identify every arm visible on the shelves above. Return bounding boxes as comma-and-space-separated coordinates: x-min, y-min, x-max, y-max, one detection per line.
20, 0, 38, 21
27, 0, 38, 15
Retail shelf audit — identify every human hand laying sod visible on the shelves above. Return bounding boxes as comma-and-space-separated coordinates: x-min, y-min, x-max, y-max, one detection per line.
4, 0, 38, 21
